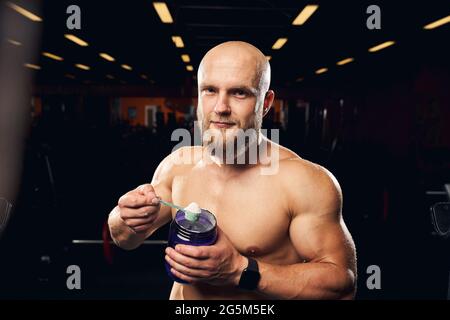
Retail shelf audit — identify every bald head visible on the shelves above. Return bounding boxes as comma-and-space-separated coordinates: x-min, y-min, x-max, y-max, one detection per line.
198, 41, 271, 95
196, 41, 275, 155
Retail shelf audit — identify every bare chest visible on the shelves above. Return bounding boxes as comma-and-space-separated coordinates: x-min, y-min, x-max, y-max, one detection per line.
170, 169, 296, 261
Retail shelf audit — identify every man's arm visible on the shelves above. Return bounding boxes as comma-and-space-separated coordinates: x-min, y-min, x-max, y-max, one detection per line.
255, 162, 356, 299
108, 152, 176, 250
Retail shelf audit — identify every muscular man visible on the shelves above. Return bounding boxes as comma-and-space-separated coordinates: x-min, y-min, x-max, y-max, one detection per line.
108, 41, 357, 300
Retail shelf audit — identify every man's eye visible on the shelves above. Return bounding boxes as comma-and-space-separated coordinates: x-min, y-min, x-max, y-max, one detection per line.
203, 88, 215, 94
234, 90, 247, 97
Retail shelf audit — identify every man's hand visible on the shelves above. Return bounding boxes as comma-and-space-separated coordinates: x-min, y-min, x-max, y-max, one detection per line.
117, 184, 161, 234
165, 227, 247, 286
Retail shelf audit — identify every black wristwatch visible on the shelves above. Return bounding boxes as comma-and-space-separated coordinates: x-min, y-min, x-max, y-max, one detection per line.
238, 257, 261, 290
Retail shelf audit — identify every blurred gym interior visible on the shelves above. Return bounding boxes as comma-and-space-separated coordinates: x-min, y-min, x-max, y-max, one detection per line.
0, 0, 449, 299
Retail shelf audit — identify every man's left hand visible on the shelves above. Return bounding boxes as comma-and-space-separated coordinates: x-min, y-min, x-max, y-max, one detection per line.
165, 226, 247, 286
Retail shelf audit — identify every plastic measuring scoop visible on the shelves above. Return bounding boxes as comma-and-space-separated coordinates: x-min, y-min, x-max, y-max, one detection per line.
159, 199, 200, 222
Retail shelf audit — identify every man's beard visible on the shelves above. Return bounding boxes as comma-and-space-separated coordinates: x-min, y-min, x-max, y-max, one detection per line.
197, 107, 263, 164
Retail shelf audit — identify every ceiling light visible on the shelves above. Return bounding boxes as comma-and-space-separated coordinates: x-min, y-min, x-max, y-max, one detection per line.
153, 2, 173, 23
42, 52, 63, 61
292, 5, 319, 25
272, 38, 287, 50
24, 63, 40, 70
7, 38, 22, 46
172, 36, 184, 48
315, 67, 328, 74
75, 63, 90, 70
64, 34, 89, 47
121, 64, 132, 71
423, 15, 450, 30
99, 53, 115, 62
181, 54, 190, 63
368, 41, 395, 52
7, 2, 42, 22
336, 57, 354, 66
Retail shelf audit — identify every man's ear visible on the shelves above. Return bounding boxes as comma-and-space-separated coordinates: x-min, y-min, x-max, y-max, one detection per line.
262, 90, 275, 117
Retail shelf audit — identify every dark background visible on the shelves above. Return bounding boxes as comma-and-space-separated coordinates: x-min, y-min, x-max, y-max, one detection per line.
0, 0, 449, 299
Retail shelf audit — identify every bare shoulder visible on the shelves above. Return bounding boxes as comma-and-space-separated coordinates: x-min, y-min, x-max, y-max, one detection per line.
275, 145, 342, 218
152, 146, 203, 184
170, 145, 204, 165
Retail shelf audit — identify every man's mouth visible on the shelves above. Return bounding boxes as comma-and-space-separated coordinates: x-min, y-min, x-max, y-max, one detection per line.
210, 121, 236, 129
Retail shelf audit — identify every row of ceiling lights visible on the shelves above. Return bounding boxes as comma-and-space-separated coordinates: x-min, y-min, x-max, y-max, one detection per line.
152, 2, 449, 82
300, 41, 396, 81
152, 2, 320, 63
153, 2, 194, 72
300, 14, 447, 81
289, 8, 449, 81
5, 1, 153, 84
6, 2, 450, 84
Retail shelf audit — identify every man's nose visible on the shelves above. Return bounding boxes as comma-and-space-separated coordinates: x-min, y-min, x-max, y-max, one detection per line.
213, 93, 231, 114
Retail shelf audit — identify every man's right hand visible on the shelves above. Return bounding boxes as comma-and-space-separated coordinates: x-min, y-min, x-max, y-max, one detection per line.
117, 184, 161, 234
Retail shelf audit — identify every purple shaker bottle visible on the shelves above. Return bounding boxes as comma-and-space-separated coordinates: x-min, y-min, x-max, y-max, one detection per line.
165, 206, 217, 284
